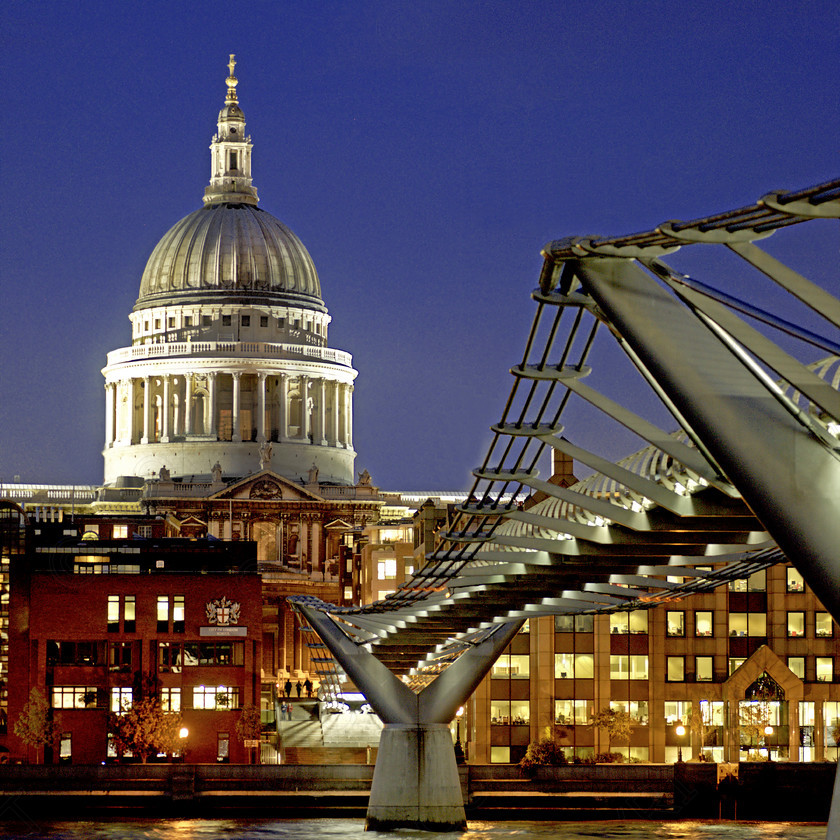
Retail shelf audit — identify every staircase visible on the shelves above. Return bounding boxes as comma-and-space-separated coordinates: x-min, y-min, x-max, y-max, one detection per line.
278, 711, 383, 764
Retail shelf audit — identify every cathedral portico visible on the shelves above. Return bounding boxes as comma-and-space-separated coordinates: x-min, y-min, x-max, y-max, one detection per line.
103, 57, 357, 486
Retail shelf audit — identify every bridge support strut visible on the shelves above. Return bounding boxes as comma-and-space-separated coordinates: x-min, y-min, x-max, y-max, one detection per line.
296, 603, 523, 830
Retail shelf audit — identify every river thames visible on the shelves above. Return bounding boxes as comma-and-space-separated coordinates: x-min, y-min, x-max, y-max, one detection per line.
0, 819, 826, 840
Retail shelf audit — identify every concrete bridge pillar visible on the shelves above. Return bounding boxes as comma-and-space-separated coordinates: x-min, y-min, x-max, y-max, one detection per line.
367, 723, 465, 830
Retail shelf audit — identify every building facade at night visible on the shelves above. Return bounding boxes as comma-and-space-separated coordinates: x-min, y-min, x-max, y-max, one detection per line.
1, 502, 263, 764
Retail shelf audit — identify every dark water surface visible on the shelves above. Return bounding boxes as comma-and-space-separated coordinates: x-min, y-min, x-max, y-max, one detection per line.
0, 819, 826, 840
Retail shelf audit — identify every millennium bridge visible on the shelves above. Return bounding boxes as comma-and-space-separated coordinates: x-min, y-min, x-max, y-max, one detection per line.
291, 178, 840, 832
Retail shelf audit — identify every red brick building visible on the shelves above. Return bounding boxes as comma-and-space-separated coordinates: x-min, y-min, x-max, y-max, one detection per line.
3, 502, 262, 764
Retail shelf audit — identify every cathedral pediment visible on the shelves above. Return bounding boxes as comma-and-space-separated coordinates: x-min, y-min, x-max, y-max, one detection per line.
209, 470, 325, 503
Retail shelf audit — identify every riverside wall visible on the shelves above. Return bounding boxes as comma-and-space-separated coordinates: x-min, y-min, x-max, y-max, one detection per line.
0, 762, 832, 821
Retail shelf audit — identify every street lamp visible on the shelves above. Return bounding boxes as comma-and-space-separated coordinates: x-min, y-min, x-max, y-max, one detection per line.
454, 706, 465, 764
675, 723, 686, 763
763, 724, 774, 760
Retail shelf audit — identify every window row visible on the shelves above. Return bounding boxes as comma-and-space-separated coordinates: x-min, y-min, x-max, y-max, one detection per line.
59, 685, 241, 712
107, 594, 185, 633
46, 640, 244, 670
554, 654, 650, 680
555, 699, 650, 726
158, 641, 245, 671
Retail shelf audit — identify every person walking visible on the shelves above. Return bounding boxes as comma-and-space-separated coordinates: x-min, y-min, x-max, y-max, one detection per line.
296, 680, 302, 698
287, 702, 293, 720
303, 677, 312, 698
284, 678, 292, 698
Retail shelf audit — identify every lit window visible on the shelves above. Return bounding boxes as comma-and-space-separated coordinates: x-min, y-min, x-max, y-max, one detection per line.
667, 656, 685, 682
816, 658, 833, 683
696, 656, 713, 682
173, 595, 185, 633
747, 570, 766, 591
816, 613, 834, 638
555, 699, 592, 725
788, 657, 805, 679
193, 685, 240, 710
786, 568, 805, 592
610, 613, 628, 634
160, 688, 181, 712
52, 686, 98, 709
124, 596, 135, 633
666, 611, 685, 637
112, 525, 128, 539
787, 612, 805, 637
630, 655, 648, 680
748, 614, 767, 636
695, 611, 713, 637
107, 595, 119, 632
157, 596, 169, 633
729, 658, 746, 675
492, 654, 530, 678
555, 614, 594, 632
610, 700, 649, 725
628, 610, 648, 634
377, 558, 397, 580
664, 701, 690, 724
111, 687, 133, 713
555, 652, 595, 679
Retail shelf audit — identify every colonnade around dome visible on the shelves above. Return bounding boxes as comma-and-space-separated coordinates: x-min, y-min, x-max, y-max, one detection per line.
103, 366, 355, 483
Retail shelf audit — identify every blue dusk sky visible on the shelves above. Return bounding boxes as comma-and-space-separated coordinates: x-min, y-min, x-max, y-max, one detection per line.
2, 1, 838, 491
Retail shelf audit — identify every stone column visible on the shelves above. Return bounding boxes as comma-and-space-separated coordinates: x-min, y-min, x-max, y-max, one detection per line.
346, 384, 354, 448
184, 374, 195, 436
232, 372, 242, 442
104, 383, 115, 447
331, 381, 340, 445
161, 375, 171, 442
279, 373, 289, 441
257, 372, 267, 442
317, 378, 327, 445
172, 378, 182, 437
141, 376, 152, 444
208, 372, 218, 439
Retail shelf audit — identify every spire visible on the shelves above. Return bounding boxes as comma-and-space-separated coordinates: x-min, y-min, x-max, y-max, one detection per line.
204, 54, 259, 206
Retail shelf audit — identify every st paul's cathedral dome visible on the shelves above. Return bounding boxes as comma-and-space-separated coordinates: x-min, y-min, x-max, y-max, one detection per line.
102, 56, 357, 487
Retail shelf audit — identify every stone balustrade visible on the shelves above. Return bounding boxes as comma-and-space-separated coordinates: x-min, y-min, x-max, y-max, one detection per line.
106, 340, 353, 368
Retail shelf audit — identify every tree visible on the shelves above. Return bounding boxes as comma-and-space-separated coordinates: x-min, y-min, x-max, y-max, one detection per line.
108, 696, 182, 763
739, 701, 772, 760
14, 688, 61, 764
590, 706, 632, 756
235, 704, 263, 764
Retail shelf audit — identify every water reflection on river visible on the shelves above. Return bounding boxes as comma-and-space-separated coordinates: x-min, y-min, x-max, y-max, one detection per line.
0, 819, 826, 840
